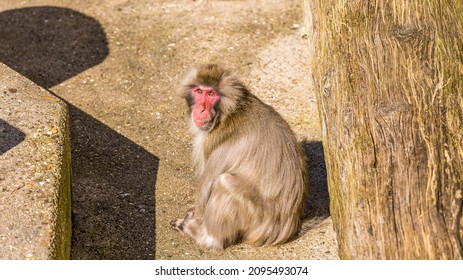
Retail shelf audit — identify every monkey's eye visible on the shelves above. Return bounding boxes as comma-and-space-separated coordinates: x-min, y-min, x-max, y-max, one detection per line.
196, 89, 203, 94
208, 91, 216, 97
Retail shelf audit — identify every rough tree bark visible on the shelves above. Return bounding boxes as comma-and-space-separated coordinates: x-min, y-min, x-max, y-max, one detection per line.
305, 0, 463, 259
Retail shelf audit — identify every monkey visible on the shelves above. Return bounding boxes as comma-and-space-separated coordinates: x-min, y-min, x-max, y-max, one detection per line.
171, 64, 308, 250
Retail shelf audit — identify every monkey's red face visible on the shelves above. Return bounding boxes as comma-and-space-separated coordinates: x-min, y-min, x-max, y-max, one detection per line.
191, 86, 220, 129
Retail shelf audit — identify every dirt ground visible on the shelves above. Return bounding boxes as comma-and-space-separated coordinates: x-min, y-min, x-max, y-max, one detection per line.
0, 0, 338, 259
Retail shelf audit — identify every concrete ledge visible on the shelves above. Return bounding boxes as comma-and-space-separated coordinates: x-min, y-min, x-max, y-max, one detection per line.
0, 63, 71, 259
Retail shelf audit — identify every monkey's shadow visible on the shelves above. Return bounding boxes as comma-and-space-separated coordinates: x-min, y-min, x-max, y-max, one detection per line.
301, 141, 330, 219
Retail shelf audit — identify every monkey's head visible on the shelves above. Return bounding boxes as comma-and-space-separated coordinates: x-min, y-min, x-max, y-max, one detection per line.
179, 64, 249, 132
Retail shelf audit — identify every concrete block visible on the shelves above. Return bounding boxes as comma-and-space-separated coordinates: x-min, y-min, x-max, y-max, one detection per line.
0, 63, 71, 259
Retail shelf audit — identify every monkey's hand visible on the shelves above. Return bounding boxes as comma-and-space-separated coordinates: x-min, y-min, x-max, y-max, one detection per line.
186, 206, 196, 217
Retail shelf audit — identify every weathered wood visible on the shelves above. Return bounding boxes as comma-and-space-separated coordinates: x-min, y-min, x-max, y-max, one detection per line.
306, 0, 463, 259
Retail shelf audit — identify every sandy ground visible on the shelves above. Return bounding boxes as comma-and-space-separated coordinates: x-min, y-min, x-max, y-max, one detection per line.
0, 0, 338, 259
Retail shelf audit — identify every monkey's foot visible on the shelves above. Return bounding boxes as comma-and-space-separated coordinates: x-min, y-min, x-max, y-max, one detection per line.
170, 219, 184, 231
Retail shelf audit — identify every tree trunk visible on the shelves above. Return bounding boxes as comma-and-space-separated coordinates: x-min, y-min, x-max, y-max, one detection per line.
305, 0, 463, 259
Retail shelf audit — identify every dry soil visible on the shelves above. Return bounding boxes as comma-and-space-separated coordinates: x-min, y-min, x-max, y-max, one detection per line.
0, 0, 338, 259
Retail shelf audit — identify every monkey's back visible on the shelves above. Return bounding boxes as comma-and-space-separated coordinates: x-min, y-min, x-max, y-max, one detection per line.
202, 94, 308, 245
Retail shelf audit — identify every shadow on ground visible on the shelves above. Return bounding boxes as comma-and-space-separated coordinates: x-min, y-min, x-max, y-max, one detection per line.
0, 6, 108, 88
302, 141, 330, 219
0, 6, 158, 259
67, 103, 158, 259
0, 119, 25, 156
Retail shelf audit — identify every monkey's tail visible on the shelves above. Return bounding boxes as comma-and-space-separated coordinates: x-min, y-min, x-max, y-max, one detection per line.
296, 215, 329, 238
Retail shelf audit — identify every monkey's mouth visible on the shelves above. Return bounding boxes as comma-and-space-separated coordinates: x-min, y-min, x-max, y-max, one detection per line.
194, 119, 206, 126
194, 118, 214, 131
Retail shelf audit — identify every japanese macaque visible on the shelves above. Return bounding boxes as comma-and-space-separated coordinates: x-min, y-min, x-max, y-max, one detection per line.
171, 64, 307, 250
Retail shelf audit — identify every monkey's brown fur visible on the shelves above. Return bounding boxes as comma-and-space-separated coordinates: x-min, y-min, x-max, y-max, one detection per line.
172, 64, 308, 250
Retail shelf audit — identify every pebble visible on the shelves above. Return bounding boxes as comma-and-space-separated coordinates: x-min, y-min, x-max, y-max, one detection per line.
291, 23, 300, 30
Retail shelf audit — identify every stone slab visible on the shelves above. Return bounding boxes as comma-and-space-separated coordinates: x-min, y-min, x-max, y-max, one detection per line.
0, 63, 71, 259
